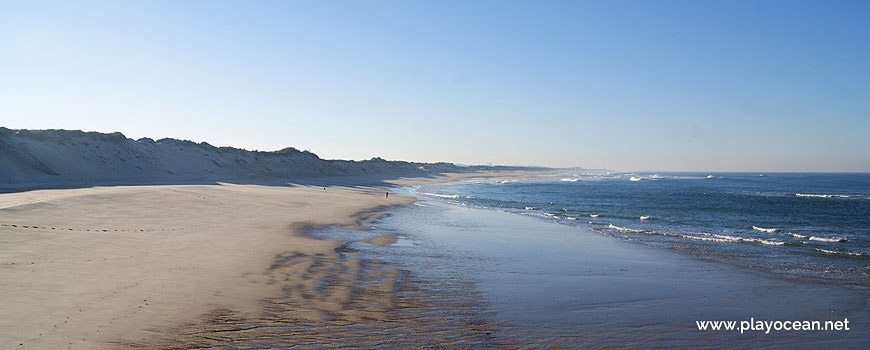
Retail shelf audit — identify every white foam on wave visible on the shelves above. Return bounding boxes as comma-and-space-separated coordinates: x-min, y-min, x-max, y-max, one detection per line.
566, 217, 577, 220
522, 212, 551, 219
605, 227, 786, 246
608, 223, 644, 233
421, 192, 460, 199
795, 193, 853, 199
560, 178, 579, 182
629, 176, 642, 182
697, 233, 741, 243
648, 174, 663, 179
524, 206, 537, 210
589, 214, 599, 218
524, 212, 562, 220
756, 239, 786, 246
787, 232, 807, 239
752, 226, 778, 233
809, 236, 846, 243
639, 216, 651, 220
706, 175, 714, 179
695, 233, 785, 246
816, 248, 864, 257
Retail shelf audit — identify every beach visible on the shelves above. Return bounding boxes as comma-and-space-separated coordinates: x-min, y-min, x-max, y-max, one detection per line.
0, 171, 545, 349
2, 170, 868, 349
5, 1, 867, 347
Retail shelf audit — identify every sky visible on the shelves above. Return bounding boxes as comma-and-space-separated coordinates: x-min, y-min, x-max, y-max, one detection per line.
1, 0, 868, 172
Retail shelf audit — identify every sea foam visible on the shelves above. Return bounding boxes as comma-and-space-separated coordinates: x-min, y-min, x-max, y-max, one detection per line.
815, 248, 865, 257
809, 236, 846, 243
422, 193, 460, 199
695, 233, 785, 246
752, 226, 778, 233
795, 193, 853, 199
608, 223, 644, 233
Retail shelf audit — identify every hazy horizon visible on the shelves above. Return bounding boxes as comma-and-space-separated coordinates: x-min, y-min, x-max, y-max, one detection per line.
2, 1, 868, 172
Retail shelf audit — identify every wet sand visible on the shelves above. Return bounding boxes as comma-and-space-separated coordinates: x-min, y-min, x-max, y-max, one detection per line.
342, 199, 870, 349
0, 171, 548, 349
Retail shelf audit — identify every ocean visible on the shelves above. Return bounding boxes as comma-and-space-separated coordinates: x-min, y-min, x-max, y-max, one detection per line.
311, 171, 870, 347
414, 172, 870, 285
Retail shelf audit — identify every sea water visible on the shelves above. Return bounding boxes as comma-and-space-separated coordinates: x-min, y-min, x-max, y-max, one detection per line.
415, 172, 870, 285
314, 177, 870, 347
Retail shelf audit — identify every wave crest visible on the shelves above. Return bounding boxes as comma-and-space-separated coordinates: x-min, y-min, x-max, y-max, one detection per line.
816, 249, 865, 257
421, 192, 460, 199
809, 236, 846, 243
608, 223, 644, 233
752, 226, 778, 233
795, 193, 854, 199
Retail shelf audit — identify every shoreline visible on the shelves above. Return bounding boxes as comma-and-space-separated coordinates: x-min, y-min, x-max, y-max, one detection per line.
348, 197, 869, 348
8, 169, 862, 348
412, 174, 870, 288
0, 170, 551, 349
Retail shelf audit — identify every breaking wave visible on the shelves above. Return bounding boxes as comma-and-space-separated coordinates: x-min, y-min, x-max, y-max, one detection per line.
608, 223, 644, 233
421, 193, 460, 199
752, 226, 778, 233
688, 233, 785, 246
816, 249, 865, 257
795, 193, 855, 199
604, 226, 786, 246
809, 236, 846, 243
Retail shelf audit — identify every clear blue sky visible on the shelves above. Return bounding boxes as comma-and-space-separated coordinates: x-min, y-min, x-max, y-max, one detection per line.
1, 0, 868, 171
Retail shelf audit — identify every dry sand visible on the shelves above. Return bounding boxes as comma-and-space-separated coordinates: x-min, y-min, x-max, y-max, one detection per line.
0, 171, 549, 349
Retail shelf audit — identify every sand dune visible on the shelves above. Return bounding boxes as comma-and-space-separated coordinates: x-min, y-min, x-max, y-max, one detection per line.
1, 128, 519, 191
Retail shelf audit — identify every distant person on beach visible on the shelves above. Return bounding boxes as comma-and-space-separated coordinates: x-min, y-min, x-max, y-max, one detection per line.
386, 192, 389, 199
